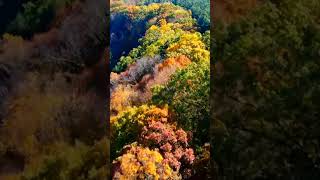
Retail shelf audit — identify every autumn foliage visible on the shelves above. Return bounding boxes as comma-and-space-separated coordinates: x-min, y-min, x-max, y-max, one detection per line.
110, 1, 210, 179
112, 144, 179, 179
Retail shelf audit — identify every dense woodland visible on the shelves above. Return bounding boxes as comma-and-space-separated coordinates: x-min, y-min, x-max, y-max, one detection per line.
213, 0, 320, 179
110, 0, 210, 179
0, 0, 319, 179
0, 0, 109, 179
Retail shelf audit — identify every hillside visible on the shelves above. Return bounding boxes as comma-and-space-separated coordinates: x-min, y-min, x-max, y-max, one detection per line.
110, 1, 211, 179
212, 0, 320, 179
0, 0, 109, 179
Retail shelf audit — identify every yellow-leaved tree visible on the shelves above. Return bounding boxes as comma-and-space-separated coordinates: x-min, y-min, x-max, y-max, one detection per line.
166, 32, 210, 62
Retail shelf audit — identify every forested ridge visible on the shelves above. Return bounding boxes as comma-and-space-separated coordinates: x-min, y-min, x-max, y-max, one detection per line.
135, 0, 210, 32
110, 0, 211, 179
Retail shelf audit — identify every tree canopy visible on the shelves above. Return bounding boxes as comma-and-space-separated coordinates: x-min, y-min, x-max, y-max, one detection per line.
212, 0, 320, 179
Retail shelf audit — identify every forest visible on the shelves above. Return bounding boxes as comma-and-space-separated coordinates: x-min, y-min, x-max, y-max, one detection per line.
110, 0, 210, 179
110, 0, 320, 179
0, 0, 109, 179
0, 0, 319, 179
212, 0, 320, 179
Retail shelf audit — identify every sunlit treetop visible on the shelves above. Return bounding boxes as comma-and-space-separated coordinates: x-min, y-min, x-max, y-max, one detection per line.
166, 32, 210, 62
112, 143, 179, 179
111, 2, 195, 29
156, 55, 191, 72
111, 104, 168, 126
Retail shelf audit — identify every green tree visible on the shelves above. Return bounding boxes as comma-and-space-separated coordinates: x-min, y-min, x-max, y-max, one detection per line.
152, 59, 210, 148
